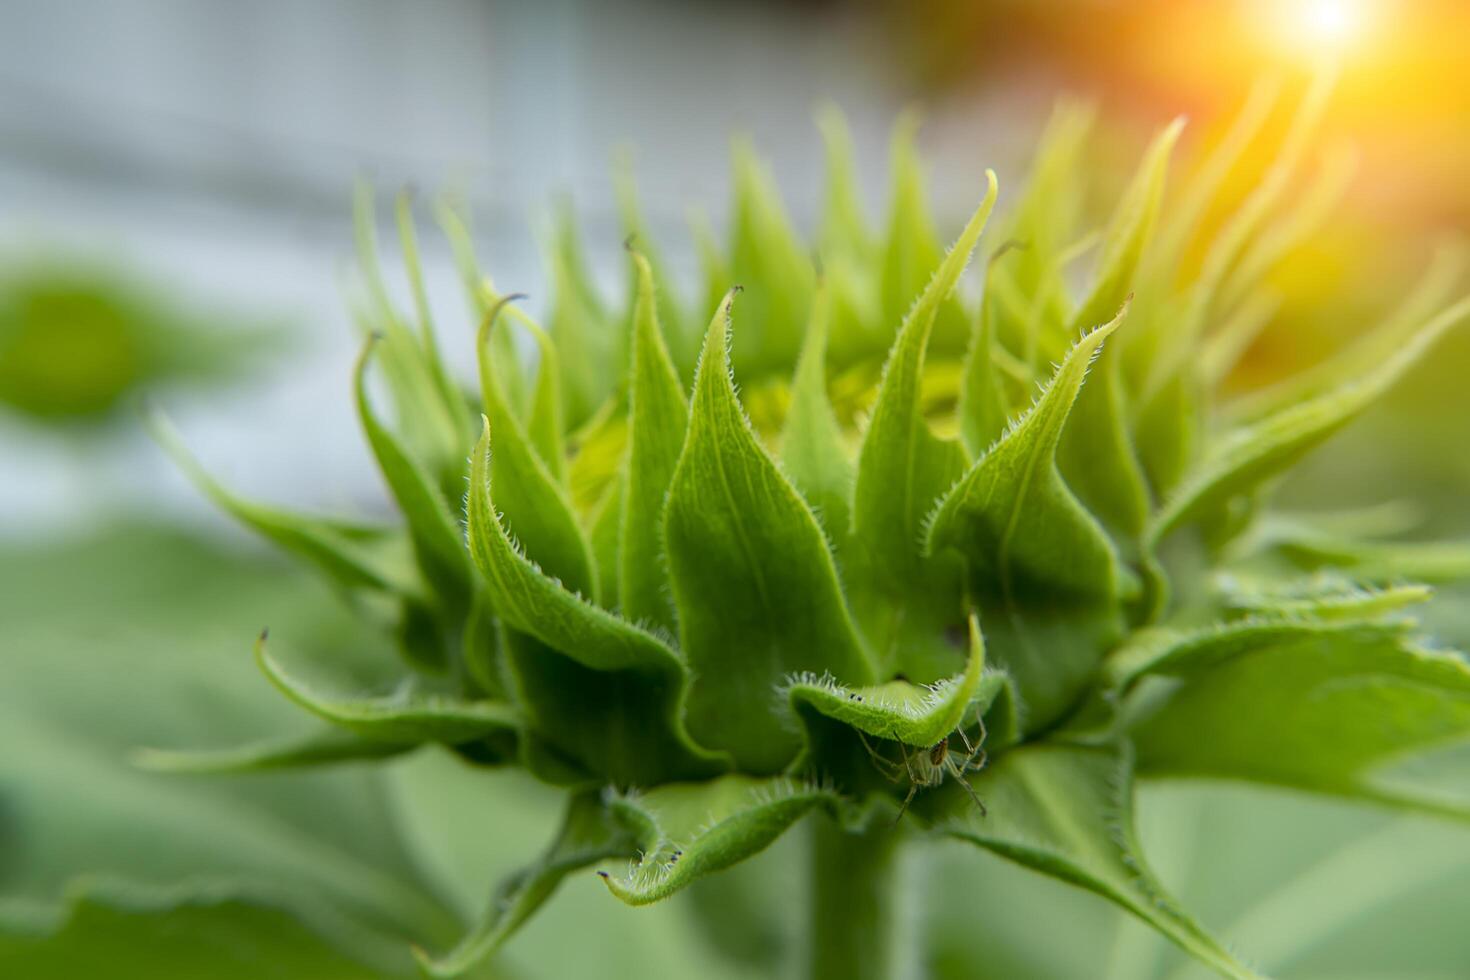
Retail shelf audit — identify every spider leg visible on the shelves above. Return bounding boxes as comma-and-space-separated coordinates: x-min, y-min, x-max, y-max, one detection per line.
956, 724, 975, 755
892, 782, 919, 825
857, 730, 904, 782
898, 741, 924, 786
946, 755, 989, 818
959, 714, 989, 772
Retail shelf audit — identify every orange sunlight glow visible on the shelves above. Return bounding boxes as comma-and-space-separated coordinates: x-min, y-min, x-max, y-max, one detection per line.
1266, 0, 1373, 59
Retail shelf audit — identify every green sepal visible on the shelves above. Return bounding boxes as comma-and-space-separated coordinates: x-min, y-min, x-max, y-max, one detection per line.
1228, 239, 1469, 422
1147, 78, 1279, 284
1215, 145, 1356, 314
393, 192, 468, 450
992, 102, 1091, 360
616, 161, 697, 381
1245, 514, 1470, 585
957, 246, 1020, 458
688, 207, 733, 355
926, 311, 1127, 729
353, 185, 467, 497
585, 477, 624, 613
879, 112, 972, 355
517, 309, 569, 486
1150, 294, 1470, 549
927, 308, 1124, 599
545, 201, 617, 428
1129, 626, 1470, 822
618, 251, 689, 633
726, 140, 815, 376
816, 105, 874, 264
1058, 341, 1150, 551
598, 775, 835, 905
1057, 119, 1181, 548
936, 742, 1261, 980
780, 283, 855, 545
849, 172, 997, 681
462, 593, 507, 699
1103, 617, 1411, 693
148, 408, 412, 598
433, 199, 530, 417
1151, 69, 1334, 382
132, 728, 414, 775
355, 338, 474, 621
664, 292, 875, 773
254, 634, 519, 746
466, 418, 727, 785
1215, 573, 1433, 622
1070, 117, 1183, 333
416, 791, 635, 979
476, 295, 597, 601
1199, 293, 1280, 388
785, 613, 992, 750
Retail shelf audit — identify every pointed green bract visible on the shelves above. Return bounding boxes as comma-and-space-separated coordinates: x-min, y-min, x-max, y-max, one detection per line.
586, 477, 624, 613
354, 186, 467, 496
546, 202, 617, 428
466, 419, 726, 785
1149, 78, 1279, 278
599, 776, 834, 905
926, 311, 1127, 728
519, 311, 570, 484
476, 296, 597, 600
1261, 527, 1470, 585
433, 199, 529, 420
849, 172, 997, 680
997, 103, 1092, 345
1057, 120, 1181, 547
1071, 118, 1183, 333
618, 252, 689, 632
1155, 69, 1335, 381
1216, 144, 1356, 313
780, 284, 855, 544
355, 339, 473, 621
1151, 294, 1470, 548
786, 614, 992, 749
1216, 574, 1433, 622
1134, 368, 1200, 505
132, 729, 413, 775
1131, 628, 1470, 822
1230, 239, 1470, 422
1103, 618, 1410, 692
939, 743, 1261, 980
254, 637, 519, 746
616, 161, 697, 380
927, 309, 1124, 600
418, 792, 634, 979
665, 293, 875, 773
817, 106, 873, 264
393, 192, 464, 435
1200, 293, 1280, 387
958, 247, 1022, 458
727, 140, 815, 376
1058, 347, 1150, 549
149, 409, 411, 597
879, 112, 969, 353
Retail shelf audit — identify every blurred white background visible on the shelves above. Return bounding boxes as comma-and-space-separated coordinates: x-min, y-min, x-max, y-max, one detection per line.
0, 0, 1041, 537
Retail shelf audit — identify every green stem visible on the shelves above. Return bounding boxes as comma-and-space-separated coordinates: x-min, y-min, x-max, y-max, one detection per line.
809, 815, 903, 980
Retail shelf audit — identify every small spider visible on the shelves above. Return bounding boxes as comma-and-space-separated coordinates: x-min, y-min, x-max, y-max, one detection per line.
858, 716, 989, 823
